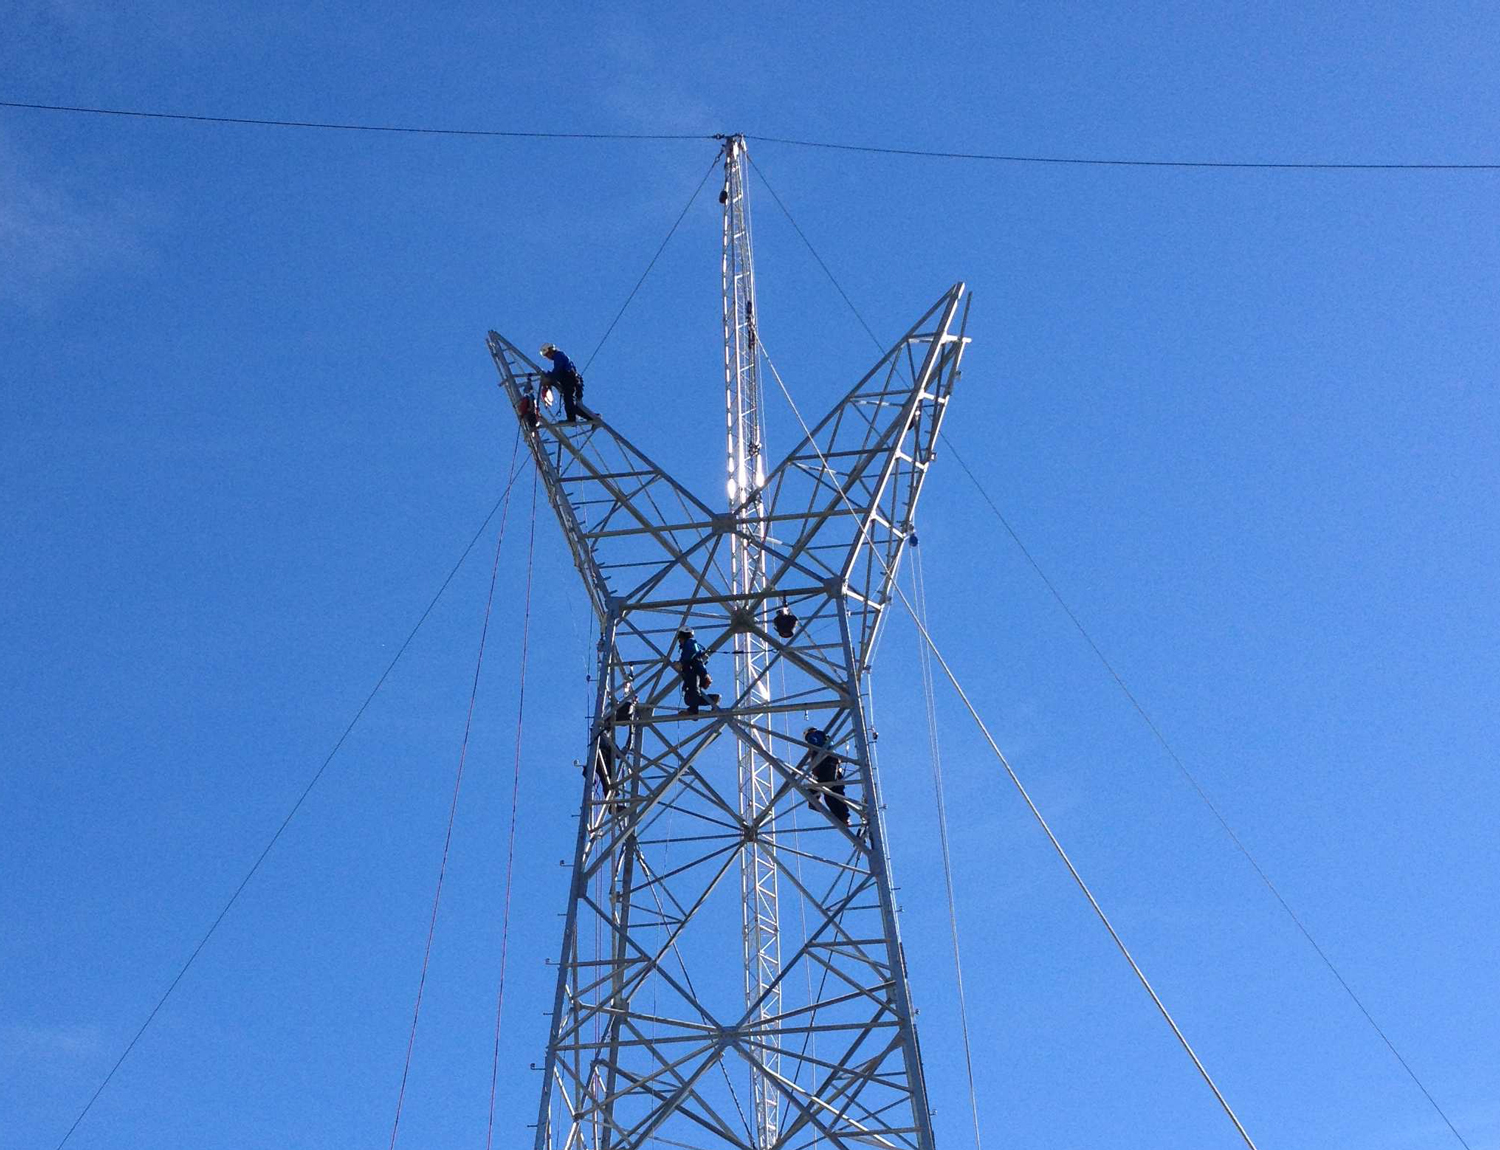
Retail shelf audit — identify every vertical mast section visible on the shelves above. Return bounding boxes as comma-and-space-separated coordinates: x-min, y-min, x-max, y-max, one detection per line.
720, 133, 780, 1150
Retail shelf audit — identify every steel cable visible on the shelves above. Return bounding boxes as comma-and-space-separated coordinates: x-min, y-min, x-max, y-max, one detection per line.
758, 341, 1260, 1149
6, 101, 1497, 170
750, 152, 1473, 1149
582, 150, 723, 374
0, 100, 710, 141
51, 430, 526, 1150
389, 441, 528, 1148
910, 547, 985, 1150
487, 463, 540, 1148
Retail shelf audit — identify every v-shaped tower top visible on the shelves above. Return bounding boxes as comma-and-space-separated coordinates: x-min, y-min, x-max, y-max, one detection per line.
486, 279, 968, 655
487, 135, 970, 1150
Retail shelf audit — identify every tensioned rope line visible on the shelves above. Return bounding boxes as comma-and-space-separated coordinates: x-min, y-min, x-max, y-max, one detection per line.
52, 428, 526, 1150
757, 341, 1260, 1150
748, 154, 1474, 1148
747, 155, 886, 351
389, 446, 524, 1149
5, 101, 1498, 171
938, 441, 1476, 1150
487, 464, 540, 1149
909, 546, 985, 1150
581, 149, 723, 374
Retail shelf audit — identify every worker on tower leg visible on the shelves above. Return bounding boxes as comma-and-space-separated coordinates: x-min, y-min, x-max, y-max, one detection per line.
593, 690, 637, 802
539, 342, 589, 423
674, 628, 721, 714
801, 726, 850, 826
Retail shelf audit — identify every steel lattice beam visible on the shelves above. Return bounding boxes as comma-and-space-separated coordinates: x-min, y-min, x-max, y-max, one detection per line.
489, 274, 969, 1150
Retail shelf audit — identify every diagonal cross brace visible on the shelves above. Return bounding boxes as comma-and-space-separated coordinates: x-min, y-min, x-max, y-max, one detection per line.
489, 284, 970, 1150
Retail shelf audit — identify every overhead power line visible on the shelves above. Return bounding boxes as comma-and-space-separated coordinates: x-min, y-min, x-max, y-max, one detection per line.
743, 132, 1500, 171
0, 100, 707, 141
4, 100, 1499, 170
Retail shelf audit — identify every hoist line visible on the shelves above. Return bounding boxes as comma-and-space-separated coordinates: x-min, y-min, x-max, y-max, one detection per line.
390, 442, 530, 1149
487, 464, 541, 1149
7, 101, 1499, 170
582, 150, 723, 374
909, 548, 985, 1150
751, 149, 1473, 1149
746, 155, 882, 354
938, 440, 1476, 1150
888, 577, 1261, 1150
50, 429, 526, 1150
758, 345, 1260, 1150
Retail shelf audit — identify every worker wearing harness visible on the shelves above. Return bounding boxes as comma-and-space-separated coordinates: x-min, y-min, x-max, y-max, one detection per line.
539, 343, 588, 423
674, 628, 721, 714
593, 692, 637, 801
802, 726, 850, 826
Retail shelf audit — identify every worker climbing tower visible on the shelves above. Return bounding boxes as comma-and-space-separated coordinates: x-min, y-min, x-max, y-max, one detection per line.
487, 134, 970, 1150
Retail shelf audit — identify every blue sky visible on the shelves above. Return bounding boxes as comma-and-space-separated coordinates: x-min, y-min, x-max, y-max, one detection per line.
3, 2, 1497, 1148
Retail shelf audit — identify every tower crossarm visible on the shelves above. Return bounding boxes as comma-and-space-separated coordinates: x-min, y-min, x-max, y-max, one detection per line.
509, 281, 966, 1150
488, 331, 731, 621
756, 283, 971, 673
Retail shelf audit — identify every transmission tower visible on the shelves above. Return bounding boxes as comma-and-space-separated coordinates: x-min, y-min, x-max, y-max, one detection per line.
487, 135, 971, 1150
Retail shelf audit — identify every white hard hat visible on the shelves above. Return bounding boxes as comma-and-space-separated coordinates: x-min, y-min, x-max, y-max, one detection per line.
539, 342, 557, 357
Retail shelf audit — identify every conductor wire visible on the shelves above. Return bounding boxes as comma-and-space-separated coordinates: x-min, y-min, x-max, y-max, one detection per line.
6, 101, 1496, 170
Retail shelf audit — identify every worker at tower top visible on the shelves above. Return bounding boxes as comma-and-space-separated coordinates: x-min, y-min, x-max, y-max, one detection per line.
538, 342, 589, 424
802, 726, 850, 827
674, 628, 721, 715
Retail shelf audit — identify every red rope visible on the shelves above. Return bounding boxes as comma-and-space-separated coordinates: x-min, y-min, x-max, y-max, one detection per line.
388, 451, 523, 1150
486, 465, 539, 1147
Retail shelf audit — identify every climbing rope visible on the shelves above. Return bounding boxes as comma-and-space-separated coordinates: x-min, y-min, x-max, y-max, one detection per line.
909, 546, 985, 1150
486, 464, 540, 1148
388, 448, 528, 1149
50, 429, 527, 1150
758, 342, 1261, 1150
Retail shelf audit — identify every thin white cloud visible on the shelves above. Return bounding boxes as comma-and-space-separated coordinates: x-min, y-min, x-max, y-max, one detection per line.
597, 20, 718, 134
0, 1021, 105, 1061
0, 134, 153, 307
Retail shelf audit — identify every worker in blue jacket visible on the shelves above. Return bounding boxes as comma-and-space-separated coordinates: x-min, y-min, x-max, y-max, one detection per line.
539, 342, 588, 423
674, 628, 721, 714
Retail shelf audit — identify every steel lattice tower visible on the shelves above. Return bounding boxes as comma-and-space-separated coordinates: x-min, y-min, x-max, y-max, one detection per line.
721, 135, 782, 1149
488, 136, 970, 1150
